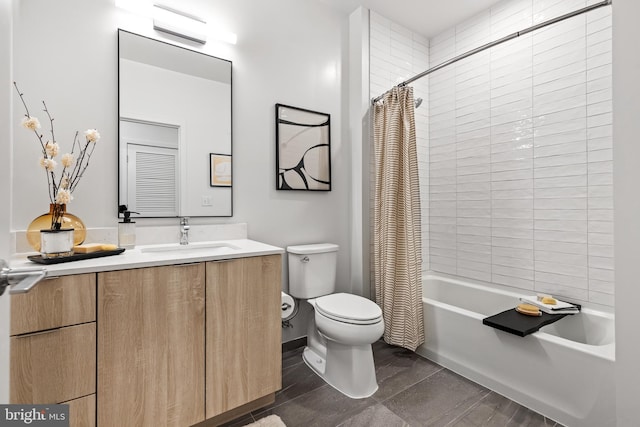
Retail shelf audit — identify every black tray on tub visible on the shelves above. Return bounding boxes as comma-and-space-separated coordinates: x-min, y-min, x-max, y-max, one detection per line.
27, 248, 126, 265
482, 308, 569, 337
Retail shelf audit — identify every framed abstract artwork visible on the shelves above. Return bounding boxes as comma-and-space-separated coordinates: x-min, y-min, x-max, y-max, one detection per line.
210, 153, 232, 187
275, 103, 331, 191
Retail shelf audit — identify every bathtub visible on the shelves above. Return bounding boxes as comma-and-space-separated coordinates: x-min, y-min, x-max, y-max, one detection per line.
415, 274, 615, 427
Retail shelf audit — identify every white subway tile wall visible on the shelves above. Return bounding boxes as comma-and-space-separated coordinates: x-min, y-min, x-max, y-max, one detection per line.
427, 0, 613, 306
368, 0, 612, 307
369, 11, 430, 275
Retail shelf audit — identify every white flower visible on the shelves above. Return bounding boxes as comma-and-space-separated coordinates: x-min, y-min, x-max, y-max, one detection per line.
21, 116, 40, 130
14, 83, 101, 210
61, 153, 74, 168
39, 157, 57, 171
84, 129, 100, 143
55, 189, 72, 204
45, 141, 59, 157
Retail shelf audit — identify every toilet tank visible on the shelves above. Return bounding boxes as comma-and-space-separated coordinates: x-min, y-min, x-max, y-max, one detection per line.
287, 243, 339, 299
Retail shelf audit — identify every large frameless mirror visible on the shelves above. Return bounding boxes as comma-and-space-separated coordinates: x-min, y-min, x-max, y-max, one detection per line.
118, 29, 232, 217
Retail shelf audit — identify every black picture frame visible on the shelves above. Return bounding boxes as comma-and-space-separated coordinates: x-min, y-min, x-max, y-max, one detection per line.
275, 103, 331, 191
209, 153, 232, 187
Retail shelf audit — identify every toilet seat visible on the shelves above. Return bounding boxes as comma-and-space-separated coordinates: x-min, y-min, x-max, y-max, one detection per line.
315, 293, 382, 325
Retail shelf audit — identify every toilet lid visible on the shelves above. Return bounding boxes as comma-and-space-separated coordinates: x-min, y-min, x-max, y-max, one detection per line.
315, 293, 382, 324
287, 243, 338, 254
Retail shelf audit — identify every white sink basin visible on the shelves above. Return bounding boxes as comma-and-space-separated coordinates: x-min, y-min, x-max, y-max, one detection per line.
140, 241, 241, 254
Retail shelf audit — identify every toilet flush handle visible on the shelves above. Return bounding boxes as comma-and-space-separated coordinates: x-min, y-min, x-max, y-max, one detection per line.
301, 256, 310, 263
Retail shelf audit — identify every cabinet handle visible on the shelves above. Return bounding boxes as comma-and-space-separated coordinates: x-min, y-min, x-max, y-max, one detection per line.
173, 262, 201, 267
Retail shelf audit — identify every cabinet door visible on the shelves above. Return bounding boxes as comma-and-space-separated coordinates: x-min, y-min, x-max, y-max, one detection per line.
206, 255, 282, 417
97, 264, 205, 427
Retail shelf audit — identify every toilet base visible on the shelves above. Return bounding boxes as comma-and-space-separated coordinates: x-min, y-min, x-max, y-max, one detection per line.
303, 341, 379, 399
303, 346, 326, 375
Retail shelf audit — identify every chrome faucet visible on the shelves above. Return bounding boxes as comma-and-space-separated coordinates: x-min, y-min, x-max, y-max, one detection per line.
180, 217, 190, 245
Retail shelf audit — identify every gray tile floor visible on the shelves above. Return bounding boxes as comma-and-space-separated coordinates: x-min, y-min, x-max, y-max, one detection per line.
223, 341, 562, 427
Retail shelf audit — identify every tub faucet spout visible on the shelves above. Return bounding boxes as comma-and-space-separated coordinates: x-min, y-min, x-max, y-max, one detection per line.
180, 217, 190, 245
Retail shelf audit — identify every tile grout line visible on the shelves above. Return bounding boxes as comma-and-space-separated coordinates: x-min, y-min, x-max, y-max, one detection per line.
442, 389, 493, 427
373, 365, 446, 405
251, 350, 323, 417
252, 383, 332, 417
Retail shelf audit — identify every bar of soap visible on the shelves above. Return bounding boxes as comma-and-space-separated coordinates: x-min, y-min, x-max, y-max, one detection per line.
541, 296, 557, 305
73, 243, 105, 253
516, 303, 541, 316
74, 243, 118, 253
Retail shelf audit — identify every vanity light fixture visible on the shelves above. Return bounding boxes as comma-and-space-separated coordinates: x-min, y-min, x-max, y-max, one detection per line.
152, 3, 208, 44
115, 1, 238, 45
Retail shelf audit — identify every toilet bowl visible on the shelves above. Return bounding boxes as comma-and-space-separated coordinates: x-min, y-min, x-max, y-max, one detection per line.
287, 243, 384, 399
303, 293, 384, 399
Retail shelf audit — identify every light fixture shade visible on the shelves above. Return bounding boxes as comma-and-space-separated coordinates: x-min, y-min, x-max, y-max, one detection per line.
152, 3, 207, 44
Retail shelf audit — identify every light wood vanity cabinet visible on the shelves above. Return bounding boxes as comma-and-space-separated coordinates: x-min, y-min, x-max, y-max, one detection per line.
10, 253, 282, 427
10, 273, 97, 426
205, 255, 282, 419
96, 254, 282, 426
97, 263, 206, 427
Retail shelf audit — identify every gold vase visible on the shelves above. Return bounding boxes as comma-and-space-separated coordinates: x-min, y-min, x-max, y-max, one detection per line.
26, 204, 86, 251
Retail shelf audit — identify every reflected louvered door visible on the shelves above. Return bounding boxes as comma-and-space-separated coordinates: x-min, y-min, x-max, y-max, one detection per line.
127, 143, 179, 216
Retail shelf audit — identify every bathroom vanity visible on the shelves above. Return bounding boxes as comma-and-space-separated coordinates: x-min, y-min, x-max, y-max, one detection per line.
8, 239, 283, 427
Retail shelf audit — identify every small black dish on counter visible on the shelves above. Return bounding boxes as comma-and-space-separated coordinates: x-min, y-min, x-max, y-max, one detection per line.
28, 248, 126, 265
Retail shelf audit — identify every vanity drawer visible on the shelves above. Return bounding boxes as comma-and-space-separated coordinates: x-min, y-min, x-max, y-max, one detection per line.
62, 394, 96, 427
11, 273, 96, 335
10, 323, 96, 404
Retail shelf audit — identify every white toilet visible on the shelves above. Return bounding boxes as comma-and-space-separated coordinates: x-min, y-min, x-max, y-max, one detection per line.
287, 243, 384, 399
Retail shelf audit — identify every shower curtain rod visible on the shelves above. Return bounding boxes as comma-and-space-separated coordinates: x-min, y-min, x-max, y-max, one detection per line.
371, 0, 613, 104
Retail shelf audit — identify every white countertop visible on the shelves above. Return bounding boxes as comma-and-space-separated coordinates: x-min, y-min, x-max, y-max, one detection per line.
10, 239, 284, 277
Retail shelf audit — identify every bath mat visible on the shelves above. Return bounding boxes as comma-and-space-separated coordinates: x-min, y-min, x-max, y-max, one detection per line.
242, 415, 286, 427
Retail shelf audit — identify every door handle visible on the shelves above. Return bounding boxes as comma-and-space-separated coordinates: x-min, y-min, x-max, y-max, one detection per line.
0, 259, 48, 295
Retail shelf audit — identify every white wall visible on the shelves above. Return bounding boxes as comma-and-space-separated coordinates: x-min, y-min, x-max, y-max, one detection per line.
12, 0, 118, 229
426, 0, 613, 308
11, 0, 351, 342
613, 0, 640, 424
0, 0, 13, 406
368, 11, 431, 279
348, 7, 370, 298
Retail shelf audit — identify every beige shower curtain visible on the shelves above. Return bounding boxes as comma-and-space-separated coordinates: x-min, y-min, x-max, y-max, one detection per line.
373, 86, 424, 351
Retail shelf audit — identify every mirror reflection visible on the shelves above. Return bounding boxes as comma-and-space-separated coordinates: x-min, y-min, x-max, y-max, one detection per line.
118, 29, 232, 217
